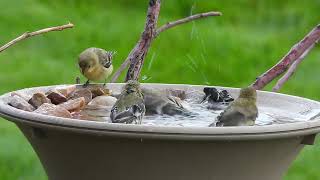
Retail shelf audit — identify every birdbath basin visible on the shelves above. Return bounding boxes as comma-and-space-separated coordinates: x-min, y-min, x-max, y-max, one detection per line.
1, 83, 320, 180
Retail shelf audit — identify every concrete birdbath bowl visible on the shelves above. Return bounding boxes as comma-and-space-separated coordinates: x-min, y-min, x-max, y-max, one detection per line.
1, 83, 320, 180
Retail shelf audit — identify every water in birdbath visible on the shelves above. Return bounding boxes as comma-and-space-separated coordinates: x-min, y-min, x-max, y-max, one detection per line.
5, 85, 320, 127
143, 89, 320, 127
143, 101, 320, 127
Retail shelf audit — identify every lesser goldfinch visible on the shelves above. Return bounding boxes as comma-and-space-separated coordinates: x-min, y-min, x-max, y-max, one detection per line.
211, 87, 258, 127
78, 47, 115, 87
142, 88, 192, 116
200, 87, 234, 110
110, 80, 145, 124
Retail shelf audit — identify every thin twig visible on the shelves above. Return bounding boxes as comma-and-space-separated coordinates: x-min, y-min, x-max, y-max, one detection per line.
272, 44, 315, 92
251, 24, 320, 90
0, 23, 74, 53
155, 11, 222, 37
111, 10, 221, 83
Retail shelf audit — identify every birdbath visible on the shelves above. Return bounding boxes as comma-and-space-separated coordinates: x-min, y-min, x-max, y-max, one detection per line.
1, 83, 320, 180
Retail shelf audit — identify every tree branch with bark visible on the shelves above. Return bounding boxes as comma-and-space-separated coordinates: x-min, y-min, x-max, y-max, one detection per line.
251, 24, 320, 91
0, 23, 74, 53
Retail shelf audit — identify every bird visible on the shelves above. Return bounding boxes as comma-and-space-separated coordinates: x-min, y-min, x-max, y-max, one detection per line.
78, 47, 115, 87
142, 88, 192, 116
110, 80, 145, 124
200, 87, 220, 104
211, 86, 258, 127
200, 87, 234, 110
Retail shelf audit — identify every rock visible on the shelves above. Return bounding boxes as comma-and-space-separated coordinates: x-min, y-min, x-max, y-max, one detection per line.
8, 95, 35, 112
68, 89, 92, 104
58, 97, 85, 112
71, 111, 107, 122
88, 96, 117, 107
56, 85, 76, 97
10, 92, 31, 101
34, 103, 72, 118
47, 90, 67, 105
79, 105, 112, 122
89, 87, 112, 98
70, 111, 82, 119
28, 92, 51, 108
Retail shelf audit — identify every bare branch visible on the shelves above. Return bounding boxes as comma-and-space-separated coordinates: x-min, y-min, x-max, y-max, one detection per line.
0, 23, 74, 53
251, 24, 320, 90
155, 11, 222, 37
272, 43, 315, 92
124, 0, 161, 81
111, 10, 221, 83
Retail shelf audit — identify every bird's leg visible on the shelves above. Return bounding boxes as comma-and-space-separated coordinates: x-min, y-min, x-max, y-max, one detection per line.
83, 80, 90, 88
75, 77, 81, 84
103, 78, 107, 87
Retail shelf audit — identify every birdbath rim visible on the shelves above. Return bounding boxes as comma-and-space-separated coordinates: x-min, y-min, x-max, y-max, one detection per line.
1, 83, 320, 141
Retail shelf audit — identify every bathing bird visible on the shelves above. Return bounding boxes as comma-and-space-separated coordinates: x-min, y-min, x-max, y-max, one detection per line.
211, 86, 258, 127
142, 88, 192, 116
200, 87, 234, 110
78, 47, 115, 87
110, 80, 145, 124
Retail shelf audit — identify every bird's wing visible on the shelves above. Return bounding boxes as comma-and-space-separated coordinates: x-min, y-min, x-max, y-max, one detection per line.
132, 102, 146, 122
110, 102, 145, 124
99, 51, 113, 68
110, 106, 137, 124
216, 107, 246, 126
167, 96, 184, 108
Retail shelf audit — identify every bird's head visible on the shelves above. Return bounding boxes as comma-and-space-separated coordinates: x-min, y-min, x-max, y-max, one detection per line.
78, 49, 98, 74
201, 87, 219, 103
239, 86, 257, 100
124, 80, 141, 94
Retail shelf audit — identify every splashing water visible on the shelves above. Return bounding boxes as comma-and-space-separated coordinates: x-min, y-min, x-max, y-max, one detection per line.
147, 52, 156, 71
142, 93, 320, 127
141, 75, 152, 82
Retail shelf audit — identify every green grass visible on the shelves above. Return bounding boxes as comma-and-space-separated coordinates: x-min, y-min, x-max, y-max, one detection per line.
0, 0, 320, 179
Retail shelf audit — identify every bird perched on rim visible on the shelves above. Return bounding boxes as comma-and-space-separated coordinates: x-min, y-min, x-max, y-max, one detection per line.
142, 88, 192, 116
110, 80, 145, 124
200, 87, 234, 110
78, 47, 115, 87
211, 86, 258, 127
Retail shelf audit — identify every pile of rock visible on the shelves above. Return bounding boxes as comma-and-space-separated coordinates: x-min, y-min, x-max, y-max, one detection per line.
8, 85, 117, 122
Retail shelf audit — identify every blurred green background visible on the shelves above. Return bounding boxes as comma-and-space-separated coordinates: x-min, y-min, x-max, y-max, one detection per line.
0, 0, 320, 179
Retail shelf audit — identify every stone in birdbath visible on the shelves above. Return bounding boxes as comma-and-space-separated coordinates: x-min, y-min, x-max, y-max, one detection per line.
34, 103, 72, 118
28, 92, 51, 108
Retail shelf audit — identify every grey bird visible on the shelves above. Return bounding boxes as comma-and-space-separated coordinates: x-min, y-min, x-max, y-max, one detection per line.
110, 80, 145, 124
211, 87, 258, 127
142, 88, 192, 116
78, 47, 115, 87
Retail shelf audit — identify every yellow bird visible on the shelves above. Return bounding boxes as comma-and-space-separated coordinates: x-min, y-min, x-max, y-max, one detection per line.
78, 47, 115, 87
212, 87, 258, 127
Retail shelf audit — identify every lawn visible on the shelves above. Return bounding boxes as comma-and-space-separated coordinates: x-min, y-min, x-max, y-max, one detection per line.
0, 0, 320, 179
